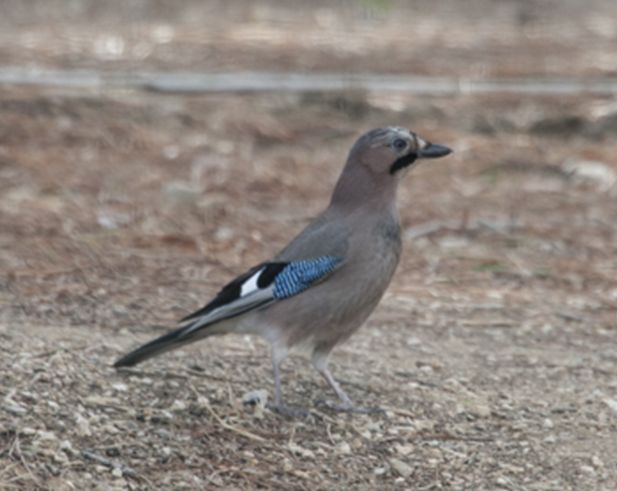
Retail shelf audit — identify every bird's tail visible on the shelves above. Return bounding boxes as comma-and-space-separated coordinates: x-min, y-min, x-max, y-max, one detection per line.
113, 320, 223, 368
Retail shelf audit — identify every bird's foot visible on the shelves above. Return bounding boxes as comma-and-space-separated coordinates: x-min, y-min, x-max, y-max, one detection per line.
266, 403, 310, 418
315, 399, 385, 415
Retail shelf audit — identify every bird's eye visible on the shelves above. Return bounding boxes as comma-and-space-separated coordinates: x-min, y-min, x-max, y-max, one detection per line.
392, 138, 407, 151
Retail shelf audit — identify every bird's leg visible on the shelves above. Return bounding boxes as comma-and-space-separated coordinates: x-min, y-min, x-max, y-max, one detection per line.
318, 364, 354, 409
266, 345, 308, 417
312, 351, 384, 414
272, 355, 283, 407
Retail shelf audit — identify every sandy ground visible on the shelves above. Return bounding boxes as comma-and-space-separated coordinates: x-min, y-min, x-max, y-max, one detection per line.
1, 1, 617, 490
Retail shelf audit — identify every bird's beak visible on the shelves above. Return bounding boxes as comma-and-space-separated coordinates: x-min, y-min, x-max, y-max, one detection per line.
417, 141, 452, 159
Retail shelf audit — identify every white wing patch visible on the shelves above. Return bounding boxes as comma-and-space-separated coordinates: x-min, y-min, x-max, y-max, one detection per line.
240, 267, 264, 297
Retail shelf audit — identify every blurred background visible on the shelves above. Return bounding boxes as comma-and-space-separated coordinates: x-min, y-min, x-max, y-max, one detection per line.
1, 1, 617, 489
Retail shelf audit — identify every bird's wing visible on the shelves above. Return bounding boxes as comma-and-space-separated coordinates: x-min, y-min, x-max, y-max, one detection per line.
113, 256, 344, 367
178, 255, 345, 335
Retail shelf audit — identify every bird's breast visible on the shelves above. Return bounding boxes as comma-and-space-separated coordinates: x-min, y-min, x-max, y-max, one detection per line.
368, 215, 402, 274
340, 216, 402, 304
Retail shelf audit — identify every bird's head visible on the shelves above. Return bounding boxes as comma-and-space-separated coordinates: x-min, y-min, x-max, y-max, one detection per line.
350, 126, 452, 178
331, 127, 452, 208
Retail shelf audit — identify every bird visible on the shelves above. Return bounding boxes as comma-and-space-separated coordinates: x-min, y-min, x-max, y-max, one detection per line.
114, 127, 452, 415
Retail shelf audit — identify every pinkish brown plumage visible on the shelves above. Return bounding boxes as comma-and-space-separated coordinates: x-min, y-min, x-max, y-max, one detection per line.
115, 127, 452, 415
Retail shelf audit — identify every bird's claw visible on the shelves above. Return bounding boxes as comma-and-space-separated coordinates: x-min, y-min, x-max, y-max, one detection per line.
266, 403, 310, 418
315, 399, 385, 415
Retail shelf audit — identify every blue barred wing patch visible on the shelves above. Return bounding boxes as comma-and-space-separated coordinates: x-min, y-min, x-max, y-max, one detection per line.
273, 256, 343, 299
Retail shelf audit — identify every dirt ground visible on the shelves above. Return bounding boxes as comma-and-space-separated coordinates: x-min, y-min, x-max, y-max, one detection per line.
1, 1, 617, 490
